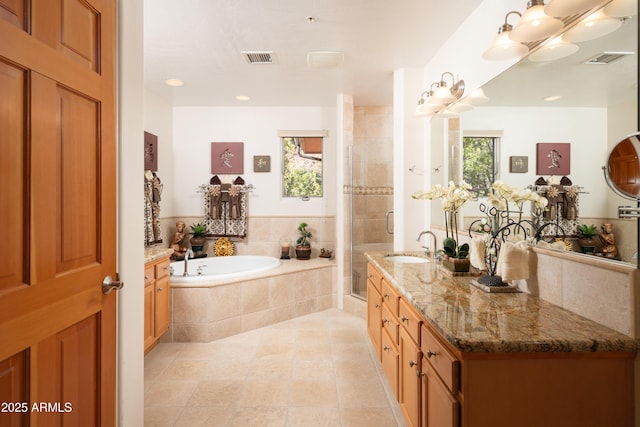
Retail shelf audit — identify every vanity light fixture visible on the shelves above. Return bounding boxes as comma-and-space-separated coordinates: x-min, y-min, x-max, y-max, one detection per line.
509, 0, 564, 42
428, 72, 465, 105
604, 0, 638, 18
482, 11, 529, 61
527, 35, 579, 62
415, 83, 443, 116
563, 9, 624, 42
544, 0, 603, 17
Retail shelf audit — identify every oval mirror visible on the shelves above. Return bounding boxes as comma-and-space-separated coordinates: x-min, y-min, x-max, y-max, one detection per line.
604, 132, 640, 200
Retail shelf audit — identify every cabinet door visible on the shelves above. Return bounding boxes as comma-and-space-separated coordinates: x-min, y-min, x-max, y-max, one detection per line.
381, 328, 399, 400
422, 357, 459, 427
399, 326, 421, 427
144, 282, 155, 351
155, 275, 171, 337
367, 280, 383, 360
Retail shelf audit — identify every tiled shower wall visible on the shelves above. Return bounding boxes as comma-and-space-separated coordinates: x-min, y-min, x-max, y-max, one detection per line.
343, 106, 394, 301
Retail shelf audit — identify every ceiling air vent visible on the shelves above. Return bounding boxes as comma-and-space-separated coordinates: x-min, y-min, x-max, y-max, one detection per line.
584, 51, 634, 65
242, 51, 274, 64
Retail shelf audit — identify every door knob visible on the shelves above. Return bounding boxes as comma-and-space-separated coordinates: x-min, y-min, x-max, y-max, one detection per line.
102, 275, 124, 295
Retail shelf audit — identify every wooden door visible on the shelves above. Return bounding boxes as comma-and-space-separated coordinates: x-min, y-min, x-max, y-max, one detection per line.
399, 327, 421, 427
0, 0, 117, 425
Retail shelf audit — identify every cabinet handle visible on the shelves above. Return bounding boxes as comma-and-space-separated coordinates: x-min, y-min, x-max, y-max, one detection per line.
417, 370, 425, 378
367, 274, 373, 279
426, 350, 437, 358
409, 360, 418, 367
162, 266, 169, 271
375, 304, 380, 308
383, 345, 390, 352
157, 287, 163, 292
401, 316, 409, 322
383, 293, 389, 299
144, 275, 149, 280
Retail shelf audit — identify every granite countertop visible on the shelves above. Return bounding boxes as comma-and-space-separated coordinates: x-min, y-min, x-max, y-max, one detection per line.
365, 251, 639, 354
144, 246, 174, 263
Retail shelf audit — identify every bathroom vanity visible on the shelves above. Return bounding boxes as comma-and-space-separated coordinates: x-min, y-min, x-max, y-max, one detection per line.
144, 248, 173, 353
366, 252, 638, 427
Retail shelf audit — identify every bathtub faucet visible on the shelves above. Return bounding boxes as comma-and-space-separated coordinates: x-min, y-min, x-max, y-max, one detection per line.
417, 230, 437, 258
183, 249, 194, 276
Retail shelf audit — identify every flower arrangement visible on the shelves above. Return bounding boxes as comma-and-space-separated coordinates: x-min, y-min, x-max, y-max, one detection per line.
488, 181, 548, 223
412, 181, 474, 259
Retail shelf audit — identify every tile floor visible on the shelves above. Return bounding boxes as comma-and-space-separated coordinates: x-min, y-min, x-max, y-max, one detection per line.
144, 309, 406, 427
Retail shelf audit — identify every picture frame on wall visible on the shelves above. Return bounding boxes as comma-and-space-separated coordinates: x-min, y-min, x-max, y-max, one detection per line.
536, 143, 570, 175
211, 142, 244, 174
253, 155, 271, 172
509, 156, 528, 173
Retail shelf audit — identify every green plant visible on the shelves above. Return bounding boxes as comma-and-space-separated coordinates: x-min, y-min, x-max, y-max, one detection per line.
190, 223, 207, 237
296, 222, 312, 247
442, 237, 469, 259
578, 224, 598, 239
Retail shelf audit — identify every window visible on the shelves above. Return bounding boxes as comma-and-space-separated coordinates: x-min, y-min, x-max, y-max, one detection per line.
282, 136, 323, 198
463, 136, 499, 197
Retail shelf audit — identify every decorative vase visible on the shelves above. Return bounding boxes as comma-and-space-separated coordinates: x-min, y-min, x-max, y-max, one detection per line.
295, 245, 311, 260
442, 256, 470, 273
190, 236, 206, 254
579, 238, 596, 254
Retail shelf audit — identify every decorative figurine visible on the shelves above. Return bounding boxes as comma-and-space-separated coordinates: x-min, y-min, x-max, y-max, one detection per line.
599, 223, 618, 259
170, 220, 188, 259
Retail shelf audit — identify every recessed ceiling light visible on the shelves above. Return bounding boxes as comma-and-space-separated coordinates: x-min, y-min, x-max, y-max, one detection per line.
544, 95, 562, 102
165, 78, 184, 87
235, 95, 251, 101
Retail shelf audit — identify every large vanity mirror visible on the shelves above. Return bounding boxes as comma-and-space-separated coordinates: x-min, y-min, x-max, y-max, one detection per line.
450, 9, 638, 265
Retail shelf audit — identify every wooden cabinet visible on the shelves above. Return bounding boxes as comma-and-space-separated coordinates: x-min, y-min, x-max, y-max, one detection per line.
399, 304, 422, 427
421, 324, 459, 427
367, 264, 383, 360
144, 255, 171, 354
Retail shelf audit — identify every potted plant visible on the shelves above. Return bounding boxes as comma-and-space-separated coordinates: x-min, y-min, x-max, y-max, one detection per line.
577, 223, 598, 254
413, 181, 473, 272
295, 222, 312, 260
190, 222, 207, 254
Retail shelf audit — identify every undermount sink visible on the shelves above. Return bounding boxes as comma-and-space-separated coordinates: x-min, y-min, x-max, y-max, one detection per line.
384, 255, 429, 264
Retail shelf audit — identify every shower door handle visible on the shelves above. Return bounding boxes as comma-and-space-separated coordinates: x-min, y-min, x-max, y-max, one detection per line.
385, 210, 394, 235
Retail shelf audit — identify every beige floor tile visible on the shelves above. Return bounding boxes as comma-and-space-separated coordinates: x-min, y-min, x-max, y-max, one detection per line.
144, 309, 403, 426
287, 407, 342, 426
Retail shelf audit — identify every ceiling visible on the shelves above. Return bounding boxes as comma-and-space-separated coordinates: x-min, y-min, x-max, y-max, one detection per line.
143, 0, 483, 107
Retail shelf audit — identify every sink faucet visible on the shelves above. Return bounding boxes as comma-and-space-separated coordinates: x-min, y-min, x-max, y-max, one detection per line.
183, 249, 193, 276
417, 231, 437, 258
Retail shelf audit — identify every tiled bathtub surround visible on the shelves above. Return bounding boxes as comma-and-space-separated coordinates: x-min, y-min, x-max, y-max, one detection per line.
168, 259, 336, 342
154, 216, 336, 260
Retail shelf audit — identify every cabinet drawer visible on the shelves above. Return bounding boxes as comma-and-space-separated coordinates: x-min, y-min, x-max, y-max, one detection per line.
421, 324, 459, 393
381, 279, 400, 317
155, 258, 171, 279
144, 265, 155, 286
381, 328, 399, 400
367, 263, 383, 293
399, 298, 421, 345
382, 304, 399, 345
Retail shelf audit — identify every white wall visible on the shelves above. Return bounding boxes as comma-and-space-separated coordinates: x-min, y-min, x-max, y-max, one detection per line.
172, 106, 337, 218
117, 0, 145, 425
460, 106, 608, 218
144, 90, 176, 216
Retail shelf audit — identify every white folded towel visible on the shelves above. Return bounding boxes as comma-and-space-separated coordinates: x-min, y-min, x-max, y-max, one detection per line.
470, 236, 487, 270
536, 239, 567, 251
496, 240, 530, 281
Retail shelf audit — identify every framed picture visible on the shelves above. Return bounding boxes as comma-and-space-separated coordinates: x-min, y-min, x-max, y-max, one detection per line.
536, 143, 570, 175
144, 131, 158, 171
509, 156, 528, 173
253, 155, 271, 172
211, 142, 244, 174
